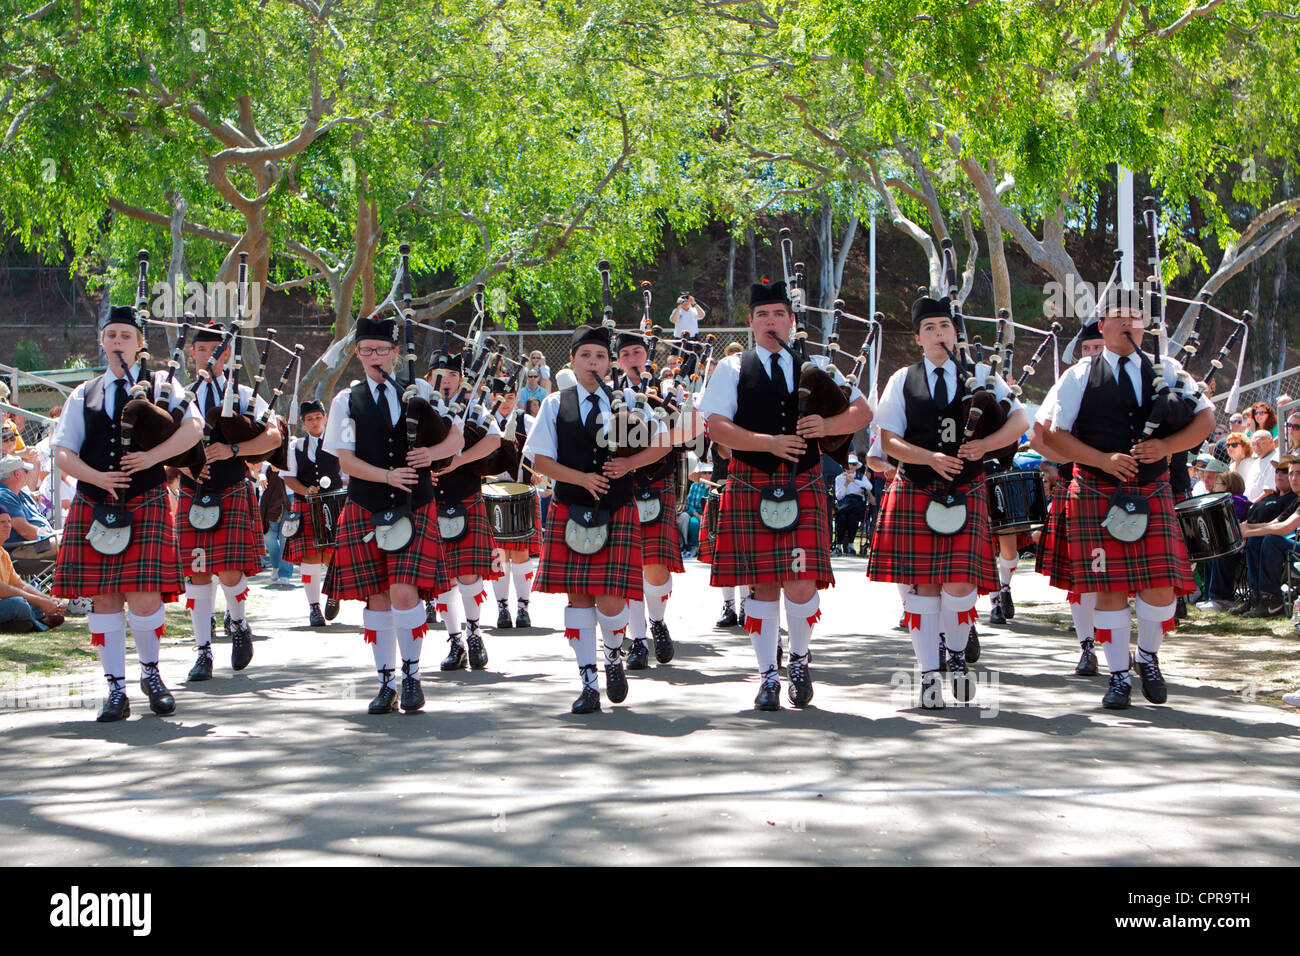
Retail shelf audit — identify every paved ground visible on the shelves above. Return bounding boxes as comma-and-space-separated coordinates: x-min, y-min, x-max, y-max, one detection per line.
2, 560, 1299, 866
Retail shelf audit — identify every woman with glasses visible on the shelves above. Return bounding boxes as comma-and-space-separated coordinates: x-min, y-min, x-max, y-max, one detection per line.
1248, 402, 1278, 439
1225, 430, 1256, 490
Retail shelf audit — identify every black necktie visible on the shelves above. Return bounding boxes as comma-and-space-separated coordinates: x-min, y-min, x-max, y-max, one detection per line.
376, 383, 394, 429
770, 353, 788, 398
112, 378, 129, 421
1117, 356, 1140, 408
584, 393, 601, 435
932, 366, 949, 409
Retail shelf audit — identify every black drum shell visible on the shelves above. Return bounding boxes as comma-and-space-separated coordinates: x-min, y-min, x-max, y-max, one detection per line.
1175, 492, 1244, 562
986, 468, 1047, 534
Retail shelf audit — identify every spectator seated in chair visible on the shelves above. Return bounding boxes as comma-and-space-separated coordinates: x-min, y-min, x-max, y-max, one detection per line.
0, 454, 58, 560
0, 507, 65, 631
1235, 457, 1300, 619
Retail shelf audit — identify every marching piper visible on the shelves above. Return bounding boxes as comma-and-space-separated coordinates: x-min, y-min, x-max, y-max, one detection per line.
180, 322, 283, 682
322, 314, 464, 714
697, 280, 871, 710
1040, 301, 1214, 709
281, 399, 343, 627
429, 352, 503, 672
613, 328, 704, 669
51, 306, 204, 721
867, 294, 1028, 709
522, 324, 669, 714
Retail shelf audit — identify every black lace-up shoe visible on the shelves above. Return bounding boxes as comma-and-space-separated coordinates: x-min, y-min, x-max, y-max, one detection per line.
787, 653, 813, 708
440, 635, 467, 671
514, 603, 531, 628
309, 603, 326, 627
1075, 641, 1099, 676
754, 668, 781, 711
400, 662, 424, 712
368, 673, 399, 714
466, 623, 489, 670
139, 665, 176, 716
496, 601, 513, 629
1001, 586, 1015, 620
187, 646, 214, 682
627, 639, 649, 670
966, 625, 981, 663
947, 649, 974, 703
919, 671, 945, 710
989, 594, 1006, 626
230, 620, 254, 671
97, 680, 130, 722
1137, 652, 1167, 704
325, 596, 340, 621
425, 600, 439, 624
572, 667, 601, 714
1102, 672, 1132, 710
650, 619, 675, 664
605, 655, 628, 704
716, 601, 738, 628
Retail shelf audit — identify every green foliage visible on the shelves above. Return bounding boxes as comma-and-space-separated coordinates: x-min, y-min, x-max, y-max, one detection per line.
12, 338, 47, 371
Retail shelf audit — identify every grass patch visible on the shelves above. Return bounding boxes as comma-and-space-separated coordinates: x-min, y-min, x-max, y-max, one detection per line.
0, 606, 197, 678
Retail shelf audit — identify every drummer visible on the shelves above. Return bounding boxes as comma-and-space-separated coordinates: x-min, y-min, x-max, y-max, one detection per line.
281, 399, 343, 627
613, 327, 704, 670
430, 352, 503, 672
1040, 301, 1214, 709
485, 377, 539, 630
867, 294, 1026, 709
1029, 320, 1106, 676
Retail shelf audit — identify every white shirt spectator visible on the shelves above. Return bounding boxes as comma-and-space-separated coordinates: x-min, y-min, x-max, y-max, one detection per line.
835, 473, 870, 500
672, 304, 703, 337
1246, 449, 1277, 500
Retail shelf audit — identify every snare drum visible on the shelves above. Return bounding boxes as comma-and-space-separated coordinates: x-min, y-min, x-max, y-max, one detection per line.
309, 489, 348, 548
704, 489, 721, 539
986, 469, 1047, 534
1176, 492, 1244, 562
482, 481, 538, 542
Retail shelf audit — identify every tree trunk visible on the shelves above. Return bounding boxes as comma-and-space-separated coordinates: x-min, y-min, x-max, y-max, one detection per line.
725, 231, 736, 323
745, 225, 757, 289
163, 191, 188, 351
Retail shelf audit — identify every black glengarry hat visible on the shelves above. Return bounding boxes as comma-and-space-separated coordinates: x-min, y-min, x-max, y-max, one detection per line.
613, 330, 648, 353
910, 294, 951, 330
355, 313, 398, 343
192, 321, 225, 344
569, 324, 613, 354
299, 399, 326, 418
749, 279, 791, 310
99, 305, 140, 334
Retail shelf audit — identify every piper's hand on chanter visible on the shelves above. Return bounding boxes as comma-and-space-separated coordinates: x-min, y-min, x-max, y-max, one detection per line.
120, 449, 159, 473
795, 415, 828, 439
956, 437, 994, 461
602, 458, 632, 480
578, 472, 609, 498
96, 469, 131, 496
1130, 437, 1170, 465
768, 434, 807, 462
384, 466, 419, 492
1100, 452, 1139, 481
930, 451, 964, 481
406, 446, 435, 469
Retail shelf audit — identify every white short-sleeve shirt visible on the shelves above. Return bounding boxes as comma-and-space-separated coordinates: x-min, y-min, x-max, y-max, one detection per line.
873, 358, 1021, 439
53, 367, 203, 455
697, 347, 863, 424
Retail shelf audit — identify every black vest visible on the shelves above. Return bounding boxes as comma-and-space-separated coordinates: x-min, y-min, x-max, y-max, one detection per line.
1072, 353, 1166, 483
291, 437, 340, 489
1169, 449, 1191, 494
553, 385, 633, 510
713, 452, 730, 483
732, 350, 820, 474
900, 361, 981, 487
78, 375, 167, 504
179, 381, 253, 493
346, 379, 435, 513
435, 459, 482, 505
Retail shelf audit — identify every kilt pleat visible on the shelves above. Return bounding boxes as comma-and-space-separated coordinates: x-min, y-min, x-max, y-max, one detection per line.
436, 493, 495, 580
1064, 475, 1194, 595
708, 459, 833, 590
636, 478, 685, 572
51, 486, 183, 601
177, 480, 264, 578
535, 500, 644, 600
324, 500, 454, 601
866, 474, 999, 592
1034, 476, 1073, 590
281, 498, 336, 564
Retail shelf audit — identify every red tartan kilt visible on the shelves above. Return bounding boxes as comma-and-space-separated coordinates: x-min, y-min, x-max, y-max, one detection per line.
1064, 475, 1194, 595
51, 486, 183, 601
177, 480, 264, 578
1034, 477, 1073, 589
708, 459, 833, 589
536, 499, 644, 600
636, 478, 685, 572
866, 474, 999, 592
281, 498, 335, 564
324, 500, 454, 601
436, 493, 495, 580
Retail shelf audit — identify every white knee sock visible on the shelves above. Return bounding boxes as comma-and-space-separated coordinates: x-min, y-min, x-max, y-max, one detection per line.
721, 586, 735, 603
301, 564, 324, 605
1069, 591, 1097, 646
128, 606, 166, 668
997, 555, 1018, 588
363, 608, 396, 687
906, 594, 942, 672
596, 605, 629, 664
744, 598, 779, 675
941, 590, 978, 654
221, 575, 250, 623
89, 611, 128, 693
391, 604, 428, 679
513, 560, 535, 603
491, 567, 511, 602
459, 579, 485, 623
1135, 597, 1176, 661
186, 581, 214, 649
644, 577, 672, 623
564, 606, 599, 690
783, 593, 820, 658
1094, 607, 1132, 679
627, 599, 647, 641
437, 588, 463, 639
